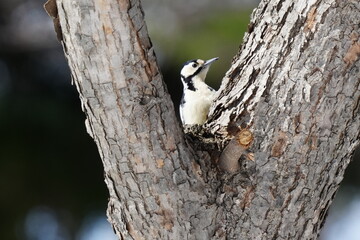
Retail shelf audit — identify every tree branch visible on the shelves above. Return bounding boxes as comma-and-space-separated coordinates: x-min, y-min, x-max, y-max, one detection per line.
50, 0, 360, 239
54, 0, 217, 238
206, 0, 360, 238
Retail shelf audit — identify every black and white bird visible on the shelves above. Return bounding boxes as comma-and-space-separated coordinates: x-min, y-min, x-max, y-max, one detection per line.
179, 57, 219, 125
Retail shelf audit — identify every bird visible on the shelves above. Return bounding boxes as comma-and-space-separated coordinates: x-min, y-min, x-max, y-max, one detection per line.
179, 57, 219, 125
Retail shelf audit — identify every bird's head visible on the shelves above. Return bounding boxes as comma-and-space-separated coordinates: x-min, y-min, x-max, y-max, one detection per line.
180, 57, 218, 82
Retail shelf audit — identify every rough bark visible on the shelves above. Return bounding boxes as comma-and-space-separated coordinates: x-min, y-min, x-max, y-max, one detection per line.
206, 0, 360, 238
52, 0, 216, 239
49, 0, 360, 239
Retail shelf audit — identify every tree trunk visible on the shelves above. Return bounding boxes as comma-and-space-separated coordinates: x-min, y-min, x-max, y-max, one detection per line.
48, 0, 360, 239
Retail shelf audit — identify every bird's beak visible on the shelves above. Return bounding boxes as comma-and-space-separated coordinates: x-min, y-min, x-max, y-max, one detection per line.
196, 57, 218, 82
204, 57, 219, 67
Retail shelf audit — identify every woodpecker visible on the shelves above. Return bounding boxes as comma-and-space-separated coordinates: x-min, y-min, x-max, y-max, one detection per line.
179, 57, 218, 125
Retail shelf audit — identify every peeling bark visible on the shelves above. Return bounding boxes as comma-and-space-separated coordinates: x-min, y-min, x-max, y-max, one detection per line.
50, 0, 360, 239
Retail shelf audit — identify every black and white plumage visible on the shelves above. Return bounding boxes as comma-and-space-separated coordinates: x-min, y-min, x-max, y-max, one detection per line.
179, 57, 218, 125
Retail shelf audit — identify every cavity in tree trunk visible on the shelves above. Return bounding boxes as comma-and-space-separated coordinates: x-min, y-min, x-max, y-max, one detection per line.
45, 0, 360, 239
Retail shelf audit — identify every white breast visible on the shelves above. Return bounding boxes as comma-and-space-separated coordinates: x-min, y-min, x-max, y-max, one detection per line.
180, 79, 216, 125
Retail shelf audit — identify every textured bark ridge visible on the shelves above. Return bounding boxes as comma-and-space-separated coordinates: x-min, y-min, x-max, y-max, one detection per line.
55, 0, 219, 239
52, 0, 360, 239
206, 0, 360, 238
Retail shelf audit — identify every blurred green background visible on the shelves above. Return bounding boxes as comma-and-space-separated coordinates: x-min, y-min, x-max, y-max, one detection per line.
0, 0, 359, 239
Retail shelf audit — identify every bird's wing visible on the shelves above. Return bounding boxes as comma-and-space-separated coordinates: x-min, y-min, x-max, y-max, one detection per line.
179, 106, 185, 125
179, 96, 185, 125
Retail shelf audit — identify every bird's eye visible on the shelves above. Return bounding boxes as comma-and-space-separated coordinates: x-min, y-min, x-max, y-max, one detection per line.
192, 63, 197, 68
